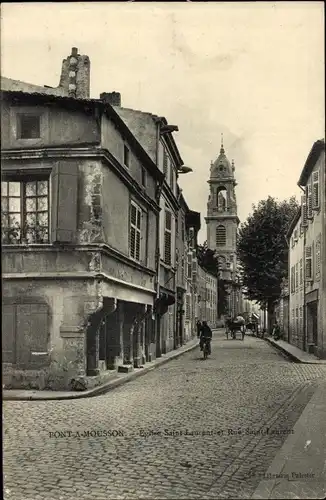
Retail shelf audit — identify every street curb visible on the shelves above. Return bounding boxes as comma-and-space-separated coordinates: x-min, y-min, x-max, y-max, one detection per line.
264, 337, 302, 363
3, 339, 200, 401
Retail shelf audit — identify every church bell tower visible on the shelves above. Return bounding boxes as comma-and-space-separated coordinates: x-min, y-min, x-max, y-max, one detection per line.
205, 137, 240, 314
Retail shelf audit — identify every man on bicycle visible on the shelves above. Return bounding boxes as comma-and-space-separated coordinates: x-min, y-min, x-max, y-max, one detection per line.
199, 321, 212, 355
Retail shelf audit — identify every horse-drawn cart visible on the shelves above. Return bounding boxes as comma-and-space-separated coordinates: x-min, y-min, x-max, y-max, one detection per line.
225, 317, 245, 340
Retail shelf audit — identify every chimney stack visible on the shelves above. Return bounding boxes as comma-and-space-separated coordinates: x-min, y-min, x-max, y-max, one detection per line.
59, 47, 90, 99
100, 92, 121, 107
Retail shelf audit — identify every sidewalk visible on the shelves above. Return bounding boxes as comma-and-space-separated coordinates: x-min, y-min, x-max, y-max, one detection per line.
251, 381, 326, 499
265, 336, 326, 365
3, 335, 202, 401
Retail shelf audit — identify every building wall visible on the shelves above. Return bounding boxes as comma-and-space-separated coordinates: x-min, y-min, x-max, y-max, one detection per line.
1, 101, 100, 148
288, 216, 305, 350
113, 107, 158, 163
2, 97, 159, 389
304, 150, 326, 357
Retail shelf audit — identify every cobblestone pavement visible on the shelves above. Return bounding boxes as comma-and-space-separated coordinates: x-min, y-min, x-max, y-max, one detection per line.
4, 331, 326, 500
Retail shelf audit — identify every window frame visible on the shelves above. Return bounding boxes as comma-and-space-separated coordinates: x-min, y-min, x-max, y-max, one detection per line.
9, 107, 49, 147
17, 113, 41, 140
1, 176, 50, 245
305, 246, 313, 281
216, 224, 226, 247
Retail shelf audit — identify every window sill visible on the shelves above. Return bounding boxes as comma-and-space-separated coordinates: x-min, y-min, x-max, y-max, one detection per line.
2, 243, 52, 249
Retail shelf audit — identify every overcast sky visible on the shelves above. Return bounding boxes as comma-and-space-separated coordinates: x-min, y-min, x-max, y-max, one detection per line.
1, 2, 324, 243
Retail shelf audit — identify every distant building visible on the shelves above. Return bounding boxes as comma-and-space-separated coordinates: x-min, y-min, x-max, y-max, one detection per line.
196, 265, 218, 328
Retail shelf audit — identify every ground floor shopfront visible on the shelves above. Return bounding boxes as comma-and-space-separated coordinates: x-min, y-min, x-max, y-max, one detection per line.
2, 274, 158, 391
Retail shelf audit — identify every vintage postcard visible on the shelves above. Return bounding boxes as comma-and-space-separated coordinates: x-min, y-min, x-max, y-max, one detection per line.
2, 2, 325, 499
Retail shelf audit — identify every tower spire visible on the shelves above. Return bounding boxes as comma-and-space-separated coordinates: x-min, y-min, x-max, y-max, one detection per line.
220, 133, 225, 154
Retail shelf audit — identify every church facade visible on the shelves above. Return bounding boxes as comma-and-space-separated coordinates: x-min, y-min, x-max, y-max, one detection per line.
205, 140, 242, 319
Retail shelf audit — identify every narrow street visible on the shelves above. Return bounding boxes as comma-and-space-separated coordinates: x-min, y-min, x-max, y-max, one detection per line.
4, 330, 326, 500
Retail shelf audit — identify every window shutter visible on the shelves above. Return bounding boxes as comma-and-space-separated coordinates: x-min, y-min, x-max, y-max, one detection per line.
187, 251, 192, 278
51, 162, 78, 243
164, 231, 171, 264
312, 171, 320, 210
307, 184, 313, 219
301, 196, 308, 227
305, 246, 312, 280
163, 150, 168, 177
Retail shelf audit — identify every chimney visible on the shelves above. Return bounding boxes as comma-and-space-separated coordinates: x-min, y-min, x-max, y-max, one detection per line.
100, 92, 121, 107
59, 47, 90, 99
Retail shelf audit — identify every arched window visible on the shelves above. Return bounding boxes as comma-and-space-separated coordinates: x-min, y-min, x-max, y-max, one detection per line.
216, 225, 226, 246
216, 186, 227, 212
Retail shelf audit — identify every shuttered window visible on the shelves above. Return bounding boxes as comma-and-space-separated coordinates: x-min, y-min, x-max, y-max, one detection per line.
295, 263, 299, 291
216, 225, 226, 246
187, 251, 192, 279
130, 202, 142, 261
301, 195, 308, 227
163, 150, 168, 177
51, 162, 78, 243
185, 295, 191, 320
299, 258, 303, 285
305, 246, 312, 280
312, 170, 320, 210
307, 183, 313, 219
164, 209, 172, 265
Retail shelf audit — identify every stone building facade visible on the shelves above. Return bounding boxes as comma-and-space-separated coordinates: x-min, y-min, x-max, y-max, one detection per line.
1, 47, 201, 390
1, 49, 170, 390
287, 139, 326, 358
107, 102, 196, 355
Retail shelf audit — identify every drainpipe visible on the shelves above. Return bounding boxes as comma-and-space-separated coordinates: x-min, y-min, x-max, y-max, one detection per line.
299, 184, 306, 352
155, 121, 164, 300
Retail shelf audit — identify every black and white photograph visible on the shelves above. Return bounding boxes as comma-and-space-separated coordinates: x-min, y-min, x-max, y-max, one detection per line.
1, 2, 325, 499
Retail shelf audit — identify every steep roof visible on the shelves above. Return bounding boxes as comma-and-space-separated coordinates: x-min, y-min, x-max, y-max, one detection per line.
298, 139, 325, 186
1, 76, 67, 97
